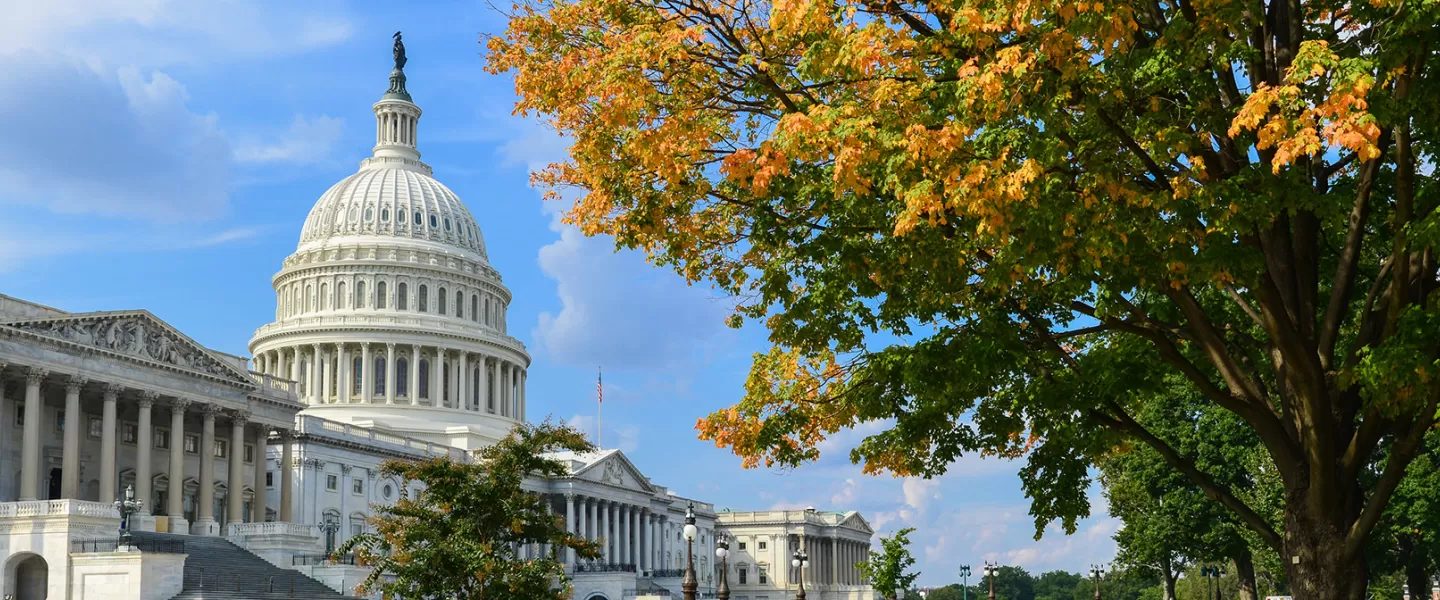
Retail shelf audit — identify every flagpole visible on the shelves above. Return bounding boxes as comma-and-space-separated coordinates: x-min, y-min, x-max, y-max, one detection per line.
597, 366, 603, 449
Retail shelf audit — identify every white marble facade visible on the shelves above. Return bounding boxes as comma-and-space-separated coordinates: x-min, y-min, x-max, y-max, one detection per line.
0, 48, 876, 600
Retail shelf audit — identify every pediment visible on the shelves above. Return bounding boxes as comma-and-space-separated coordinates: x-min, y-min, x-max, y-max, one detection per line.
837, 511, 873, 534
0, 310, 255, 386
575, 451, 656, 493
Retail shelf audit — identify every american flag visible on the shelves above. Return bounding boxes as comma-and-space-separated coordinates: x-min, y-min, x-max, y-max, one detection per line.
597, 367, 603, 405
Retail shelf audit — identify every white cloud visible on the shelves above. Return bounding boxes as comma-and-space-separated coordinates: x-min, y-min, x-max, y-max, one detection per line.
902, 478, 941, 514
0, 57, 231, 222
832, 479, 859, 505
0, 222, 263, 273
234, 115, 345, 165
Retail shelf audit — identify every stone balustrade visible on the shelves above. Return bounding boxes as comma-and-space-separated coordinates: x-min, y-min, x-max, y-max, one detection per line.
227, 521, 317, 538
0, 499, 120, 519
296, 414, 468, 461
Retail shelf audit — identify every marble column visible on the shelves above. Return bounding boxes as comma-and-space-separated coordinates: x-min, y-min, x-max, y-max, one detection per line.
585, 497, 596, 546
252, 426, 267, 522
61, 375, 86, 498
310, 344, 322, 403
431, 348, 443, 407
343, 343, 355, 402
566, 493, 577, 564
639, 509, 648, 571
386, 343, 397, 404
457, 351, 469, 411
502, 363, 512, 417
168, 398, 191, 532
135, 391, 157, 515
227, 411, 249, 526
599, 501, 610, 562
361, 342, 373, 403
520, 371, 527, 421
279, 430, 294, 522
409, 345, 421, 405
288, 349, 299, 387
620, 504, 630, 564
196, 404, 219, 534
99, 383, 122, 503
19, 368, 46, 501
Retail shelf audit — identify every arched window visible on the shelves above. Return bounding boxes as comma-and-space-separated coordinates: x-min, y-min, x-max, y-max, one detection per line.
320, 283, 328, 310
398, 282, 409, 310
442, 363, 450, 405
418, 285, 429, 312
356, 281, 366, 309
375, 357, 387, 394
471, 295, 478, 322
472, 368, 480, 410
377, 281, 388, 309
438, 287, 447, 315
352, 357, 362, 396
397, 358, 409, 396
305, 285, 313, 313
418, 360, 430, 399
299, 361, 308, 395
484, 297, 491, 325
456, 291, 464, 318
293, 288, 301, 317
337, 282, 347, 309
414, 211, 422, 226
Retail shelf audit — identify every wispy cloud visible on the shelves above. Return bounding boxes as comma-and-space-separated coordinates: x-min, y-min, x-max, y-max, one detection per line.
234, 114, 345, 165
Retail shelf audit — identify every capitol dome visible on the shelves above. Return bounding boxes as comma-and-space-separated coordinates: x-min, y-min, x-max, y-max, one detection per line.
249, 46, 529, 450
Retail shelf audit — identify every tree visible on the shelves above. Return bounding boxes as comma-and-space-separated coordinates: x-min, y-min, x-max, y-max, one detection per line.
992, 566, 1037, 600
1370, 432, 1440, 600
927, 583, 969, 600
1035, 571, 1083, 600
487, 0, 1440, 596
337, 421, 602, 599
858, 527, 922, 600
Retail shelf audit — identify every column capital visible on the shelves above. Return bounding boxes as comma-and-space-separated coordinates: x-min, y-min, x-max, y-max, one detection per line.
336, 341, 347, 351
230, 410, 251, 425
564, 491, 576, 499
24, 367, 48, 385
171, 397, 192, 413
277, 428, 294, 441
201, 403, 222, 418
102, 382, 124, 399
386, 342, 396, 351
137, 390, 159, 408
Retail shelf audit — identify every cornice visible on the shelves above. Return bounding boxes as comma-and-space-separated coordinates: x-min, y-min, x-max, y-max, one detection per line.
0, 322, 255, 390
274, 261, 512, 302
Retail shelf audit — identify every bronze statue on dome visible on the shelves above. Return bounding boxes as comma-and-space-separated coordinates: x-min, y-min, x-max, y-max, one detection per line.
393, 31, 407, 71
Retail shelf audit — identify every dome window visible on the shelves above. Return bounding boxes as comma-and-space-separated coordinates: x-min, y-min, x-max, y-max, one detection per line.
398, 283, 408, 310
364, 207, 374, 221
444, 218, 451, 232
429, 215, 438, 229
381, 208, 390, 222
414, 211, 422, 226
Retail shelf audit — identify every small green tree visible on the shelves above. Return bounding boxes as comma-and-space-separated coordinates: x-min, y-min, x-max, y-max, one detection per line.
857, 528, 921, 600
337, 420, 602, 599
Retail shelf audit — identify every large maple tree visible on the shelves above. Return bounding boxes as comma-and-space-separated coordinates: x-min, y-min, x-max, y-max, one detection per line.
486, 0, 1439, 597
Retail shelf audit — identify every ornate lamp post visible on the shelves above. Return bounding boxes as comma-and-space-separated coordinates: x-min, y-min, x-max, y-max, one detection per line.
1089, 565, 1105, 600
959, 565, 971, 600
113, 484, 143, 550
716, 535, 731, 600
1201, 566, 1225, 600
791, 547, 810, 600
982, 563, 1000, 600
683, 503, 699, 600
320, 519, 341, 556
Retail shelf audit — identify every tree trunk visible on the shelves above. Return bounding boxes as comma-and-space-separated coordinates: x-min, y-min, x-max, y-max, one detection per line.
1283, 505, 1367, 600
1403, 535, 1431, 600
1160, 554, 1178, 600
1233, 549, 1259, 600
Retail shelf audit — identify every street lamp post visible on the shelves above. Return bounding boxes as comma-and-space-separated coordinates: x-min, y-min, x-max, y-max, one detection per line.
683, 503, 699, 600
959, 565, 971, 600
1201, 566, 1225, 600
1089, 565, 1105, 600
983, 563, 999, 600
716, 535, 731, 600
792, 547, 810, 600
113, 484, 143, 550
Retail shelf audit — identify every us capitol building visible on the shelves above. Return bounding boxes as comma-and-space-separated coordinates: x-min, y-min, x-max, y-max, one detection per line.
0, 38, 878, 600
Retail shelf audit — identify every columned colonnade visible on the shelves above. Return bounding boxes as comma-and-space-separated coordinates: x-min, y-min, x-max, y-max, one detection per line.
540, 493, 701, 572
0, 360, 295, 534
821, 535, 870, 586
252, 344, 526, 419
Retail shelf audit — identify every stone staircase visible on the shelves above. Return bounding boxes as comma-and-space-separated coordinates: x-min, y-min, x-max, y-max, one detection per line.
129, 531, 362, 599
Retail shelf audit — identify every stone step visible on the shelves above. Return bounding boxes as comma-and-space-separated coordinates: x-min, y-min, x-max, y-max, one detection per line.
128, 531, 362, 600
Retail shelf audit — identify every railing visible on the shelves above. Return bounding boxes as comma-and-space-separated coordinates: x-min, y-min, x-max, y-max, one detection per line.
576, 562, 638, 573
185, 569, 300, 595
295, 415, 468, 460
0, 500, 120, 519
652, 569, 686, 578
293, 553, 359, 566
71, 538, 186, 553
249, 371, 299, 395
254, 316, 525, 351
624, 588, 675, 599
228, 521, 317, 538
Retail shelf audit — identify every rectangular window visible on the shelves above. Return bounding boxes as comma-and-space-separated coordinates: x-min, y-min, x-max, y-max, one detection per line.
14, 402, 22, 427
326, 474, 338, 491
122, 422, 138, 445
215, 439, 228, 459
266, 471, 274, 488
155, 428, 170, 450
739, 542, 747, 551
353, 479, 364, 495
739, 568, 748, 585
56, 410, 65, 433
759, 567, 768, 584
88, 416, 103, 439
244, 444, 255, 463
351, 523, 362, 536
184, 434, 199, 454
758, 541, 767, 550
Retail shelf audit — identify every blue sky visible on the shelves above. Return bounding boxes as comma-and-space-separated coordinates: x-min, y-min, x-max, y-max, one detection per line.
0, 0, 1116, 583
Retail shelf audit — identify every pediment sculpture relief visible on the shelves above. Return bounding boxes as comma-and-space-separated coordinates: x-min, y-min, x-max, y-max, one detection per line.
601, 460, 626, 486
10, 316, 236, 378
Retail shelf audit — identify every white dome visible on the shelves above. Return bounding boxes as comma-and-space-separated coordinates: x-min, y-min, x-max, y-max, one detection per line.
298, 164, 488, 261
